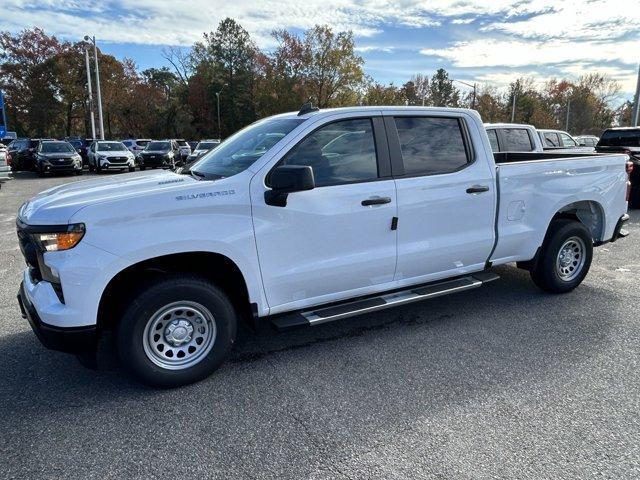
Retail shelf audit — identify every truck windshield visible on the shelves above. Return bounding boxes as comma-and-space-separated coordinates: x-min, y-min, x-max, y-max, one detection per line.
598, 129, 640, 147
191, 118, 304, 180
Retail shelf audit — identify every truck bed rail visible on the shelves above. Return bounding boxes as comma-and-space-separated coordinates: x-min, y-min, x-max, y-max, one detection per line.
494, 151, 608, 164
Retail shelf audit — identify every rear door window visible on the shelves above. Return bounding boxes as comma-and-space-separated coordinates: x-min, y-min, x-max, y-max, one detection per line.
394, 116, 470, 176
543, 132, 559, 147
486, 129, 500, 151
502, 128, 533, 151
559, 133, 576, 147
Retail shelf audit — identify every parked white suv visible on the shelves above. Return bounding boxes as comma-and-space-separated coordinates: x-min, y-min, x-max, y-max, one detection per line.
0, 143, 11, 184
538, 129, 594, 152
575, 135, 599, 147
121, 139, 151, 159
485, 123, 543, 152
87, 141, 136, 173
16, 106, 629, 387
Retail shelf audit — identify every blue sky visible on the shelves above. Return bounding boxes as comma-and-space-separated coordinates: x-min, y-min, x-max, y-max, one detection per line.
2, 0, 638, 101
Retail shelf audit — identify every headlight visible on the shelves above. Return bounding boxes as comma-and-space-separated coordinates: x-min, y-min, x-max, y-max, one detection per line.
33, 224, 85, 252
73, 154, 81, 161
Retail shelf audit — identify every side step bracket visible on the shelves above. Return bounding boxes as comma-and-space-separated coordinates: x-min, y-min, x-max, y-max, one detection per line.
270, 271, 500, 330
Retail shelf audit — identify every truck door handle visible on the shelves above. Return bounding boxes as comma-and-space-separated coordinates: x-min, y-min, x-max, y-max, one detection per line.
361, 196, 392, 206
466, 185, 490, 194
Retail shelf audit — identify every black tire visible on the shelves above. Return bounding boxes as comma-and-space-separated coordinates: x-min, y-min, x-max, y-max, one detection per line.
37, 164, 45, 177
128, 166, 135, 172
140, 166, 146, 171
96, 162, 102, 174
530, 218, 593, 293
88, 161, 94, 172
116, 275, 237, 387
75, 169, 83, 176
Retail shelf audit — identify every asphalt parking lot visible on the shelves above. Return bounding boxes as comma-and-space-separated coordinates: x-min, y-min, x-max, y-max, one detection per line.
1, 171, 639, 479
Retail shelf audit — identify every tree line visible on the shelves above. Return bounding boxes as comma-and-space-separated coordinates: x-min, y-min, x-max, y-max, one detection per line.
0, 21, 631, 140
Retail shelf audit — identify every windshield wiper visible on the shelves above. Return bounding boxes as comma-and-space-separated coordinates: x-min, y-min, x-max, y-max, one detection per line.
190, 170, 227, 181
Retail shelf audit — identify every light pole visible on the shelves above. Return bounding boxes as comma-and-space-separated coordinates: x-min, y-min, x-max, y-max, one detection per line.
84, 35, 104, 140
452, 79, 477, 109
632, 63, 640, 127
83, 46, 96, 140
565, 97, 571, 132
215, 83, 227, 140
511, 91, 517, 122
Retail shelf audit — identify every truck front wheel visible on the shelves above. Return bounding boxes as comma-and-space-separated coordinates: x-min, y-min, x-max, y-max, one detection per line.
530, 219, 593, 293
116, 275, 237, 387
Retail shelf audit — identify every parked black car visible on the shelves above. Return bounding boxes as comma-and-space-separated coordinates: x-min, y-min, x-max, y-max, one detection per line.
8, 138, 54, 171
35, 140, 84, 176
138, 140, 181, 170
596, 127, 640, 208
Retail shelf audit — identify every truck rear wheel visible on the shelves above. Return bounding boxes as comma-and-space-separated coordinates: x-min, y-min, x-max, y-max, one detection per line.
530, 219, 593, 293
116, 275, 237, 387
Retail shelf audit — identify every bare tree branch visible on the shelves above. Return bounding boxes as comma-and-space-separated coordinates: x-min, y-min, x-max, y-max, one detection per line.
161, 46, 191, 85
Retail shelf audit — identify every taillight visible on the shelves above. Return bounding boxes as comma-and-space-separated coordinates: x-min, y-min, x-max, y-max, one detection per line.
6, 153, 11, 166
627, 161, 633, 174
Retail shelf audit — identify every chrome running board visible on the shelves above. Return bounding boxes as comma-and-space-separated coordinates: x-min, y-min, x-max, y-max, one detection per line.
271, 271, 500, 330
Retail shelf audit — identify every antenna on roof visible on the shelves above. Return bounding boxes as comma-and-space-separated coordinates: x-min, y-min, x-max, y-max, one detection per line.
298, 101, 319, 116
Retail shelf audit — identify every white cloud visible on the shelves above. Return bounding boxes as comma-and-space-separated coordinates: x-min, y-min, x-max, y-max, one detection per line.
355, 45, 395, 53
0, 0, 597, 47
420, 38, 640, 68
451, 18, 474, 25
483, 0, 640, 40
1, 0, 441, 46
2, 0, 637, 97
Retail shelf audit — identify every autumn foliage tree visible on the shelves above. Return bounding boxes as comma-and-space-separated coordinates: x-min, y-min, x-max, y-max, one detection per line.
0, 24, 629, 140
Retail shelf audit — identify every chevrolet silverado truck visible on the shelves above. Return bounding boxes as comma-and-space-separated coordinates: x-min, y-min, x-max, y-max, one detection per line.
16, 106, 630, 387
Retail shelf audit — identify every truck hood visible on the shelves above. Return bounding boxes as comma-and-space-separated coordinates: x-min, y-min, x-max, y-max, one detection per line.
19, 170, 197, 225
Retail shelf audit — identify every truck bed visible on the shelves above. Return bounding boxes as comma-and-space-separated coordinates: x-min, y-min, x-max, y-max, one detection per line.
490, 153, 629, 266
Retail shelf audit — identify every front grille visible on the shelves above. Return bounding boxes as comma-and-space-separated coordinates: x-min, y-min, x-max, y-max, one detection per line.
109, 157, 128, 163
50, 158, 73, 165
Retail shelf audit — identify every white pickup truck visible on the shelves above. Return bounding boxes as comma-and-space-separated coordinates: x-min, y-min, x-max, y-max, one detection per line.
16, 106, 630, 387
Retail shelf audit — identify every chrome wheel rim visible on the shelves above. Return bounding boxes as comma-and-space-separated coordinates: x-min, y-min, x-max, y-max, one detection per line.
556, 236, 586, 281
142, 301, 216, 370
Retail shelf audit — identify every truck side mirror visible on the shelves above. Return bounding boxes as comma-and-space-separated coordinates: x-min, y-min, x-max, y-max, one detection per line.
265, 165, 315, 207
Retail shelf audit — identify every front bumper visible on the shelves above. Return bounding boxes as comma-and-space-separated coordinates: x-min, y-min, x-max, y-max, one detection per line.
140, 156, 171, 167
17, 281, 97, 353
0, 166, 11, 182
40, 162, 82, 173
102, 162, 131, 170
